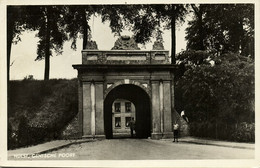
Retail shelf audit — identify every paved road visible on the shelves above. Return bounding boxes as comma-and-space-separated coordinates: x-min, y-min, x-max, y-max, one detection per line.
44, 138, 254, 160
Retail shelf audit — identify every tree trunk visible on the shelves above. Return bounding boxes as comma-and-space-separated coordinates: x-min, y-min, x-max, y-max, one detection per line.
238, 19, 246, 55
7, 9, 15, 82
171, 8, 176, 64
44, 7, 50, 80
7, 8, 15, 120
232, 20, 244, 54
171, 6, 177, 118
198, 12, 204, 50
192, 4, 205, 51
82, 10, 88, 50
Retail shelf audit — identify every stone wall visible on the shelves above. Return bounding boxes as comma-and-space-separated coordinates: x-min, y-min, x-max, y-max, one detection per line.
172, 109, 190, 137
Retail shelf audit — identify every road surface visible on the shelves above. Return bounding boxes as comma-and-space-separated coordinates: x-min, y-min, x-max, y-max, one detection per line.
44, 138, 254, 160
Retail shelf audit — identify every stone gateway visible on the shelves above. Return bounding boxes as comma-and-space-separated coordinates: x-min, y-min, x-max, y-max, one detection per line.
73, 36, 177, 139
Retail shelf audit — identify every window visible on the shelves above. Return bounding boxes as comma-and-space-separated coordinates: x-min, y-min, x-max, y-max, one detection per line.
125, 117, 131, 127
125, 102, 131, 112
114, 103, 121, 112
115, 117, 121, 128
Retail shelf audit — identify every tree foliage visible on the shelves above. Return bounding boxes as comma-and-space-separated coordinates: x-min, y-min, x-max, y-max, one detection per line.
128, 4, 188, 64
63, 5, 141, 50
34, 6, 68, 59
176, 51, 254, 140
63, 5, 98, 50
7, 6, 35, 81
98, 4, 188, 63
185, 4, 206, 51
8, 6, 69, 80
32, 6, 68, 80
178, 4, 254, 141
186, 4, 254, 58
7, 4, 189, 81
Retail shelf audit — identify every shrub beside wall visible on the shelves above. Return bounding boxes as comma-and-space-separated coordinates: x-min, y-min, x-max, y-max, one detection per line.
61, 113, 81, 139
189, 121, 254, 142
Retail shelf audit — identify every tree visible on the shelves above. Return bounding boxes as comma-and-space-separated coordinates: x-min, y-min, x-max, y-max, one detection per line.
63, 6, 98, 50
7, 6, 68, 80
130, 4, 188, 64
169, 4, 188, 64
7, 6, 29, 82
186, 4, 206, 50
7, 6, 16, 82
30, 6, 68, 80
185, 4, 254, 58
63, 5, 141, 51
64, 4, 188, 64
100, 5, 142, 36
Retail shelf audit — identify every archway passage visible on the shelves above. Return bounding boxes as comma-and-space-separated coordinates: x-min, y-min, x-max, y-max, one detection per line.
104, 84, 151, 139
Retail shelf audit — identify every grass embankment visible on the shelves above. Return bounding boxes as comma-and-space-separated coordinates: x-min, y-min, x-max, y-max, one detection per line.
8, 79, 78, 149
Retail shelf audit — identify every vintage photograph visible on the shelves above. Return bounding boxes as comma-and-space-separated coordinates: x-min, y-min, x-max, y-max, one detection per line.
1, 1, 258, 167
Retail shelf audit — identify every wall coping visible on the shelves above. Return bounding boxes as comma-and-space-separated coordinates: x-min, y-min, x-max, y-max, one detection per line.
81, 50, 169, 52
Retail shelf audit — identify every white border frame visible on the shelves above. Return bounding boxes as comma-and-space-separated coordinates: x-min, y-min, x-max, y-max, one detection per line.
0, 0, 259, 167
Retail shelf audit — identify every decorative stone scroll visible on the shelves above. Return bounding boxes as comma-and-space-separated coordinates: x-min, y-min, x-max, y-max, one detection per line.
85, 40, 98, 50
152, 41, 164, 50
111, 36, 140, 50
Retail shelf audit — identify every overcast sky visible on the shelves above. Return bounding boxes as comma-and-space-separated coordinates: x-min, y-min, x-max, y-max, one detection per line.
10, 14, 190, 80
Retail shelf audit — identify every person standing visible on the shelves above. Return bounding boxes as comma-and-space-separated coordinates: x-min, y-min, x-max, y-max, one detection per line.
129, 118, 136, 138
173, 122, 179, 142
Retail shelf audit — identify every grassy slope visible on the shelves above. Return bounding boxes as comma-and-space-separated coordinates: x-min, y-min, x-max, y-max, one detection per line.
8, 79, 78, 148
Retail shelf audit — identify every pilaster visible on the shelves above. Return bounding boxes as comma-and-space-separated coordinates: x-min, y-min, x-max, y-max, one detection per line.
95, 82, 105, 137
78, 80, 83, 137
151, 81, 162, 139
162, 81, 173, 138
82, 82, 91, 137
90, 82, 96, 136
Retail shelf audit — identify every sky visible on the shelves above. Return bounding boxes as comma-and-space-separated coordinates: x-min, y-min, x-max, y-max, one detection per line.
10, 14, 190, 80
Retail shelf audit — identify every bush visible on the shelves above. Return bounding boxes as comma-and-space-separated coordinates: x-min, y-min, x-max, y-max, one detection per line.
17, 115, 30, 147
231, 122, 255, 142
189, 121, 255, 142
16, 115, 51, 148
8, 122, 18, 149
176, 52, 254, 142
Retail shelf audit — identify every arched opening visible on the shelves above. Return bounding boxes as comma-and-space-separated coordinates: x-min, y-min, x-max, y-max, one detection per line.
104, 84, 151, 139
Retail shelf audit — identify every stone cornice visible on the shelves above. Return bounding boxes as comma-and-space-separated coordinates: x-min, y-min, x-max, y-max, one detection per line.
81, 50, 170, 65
73, 64, 177, 71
